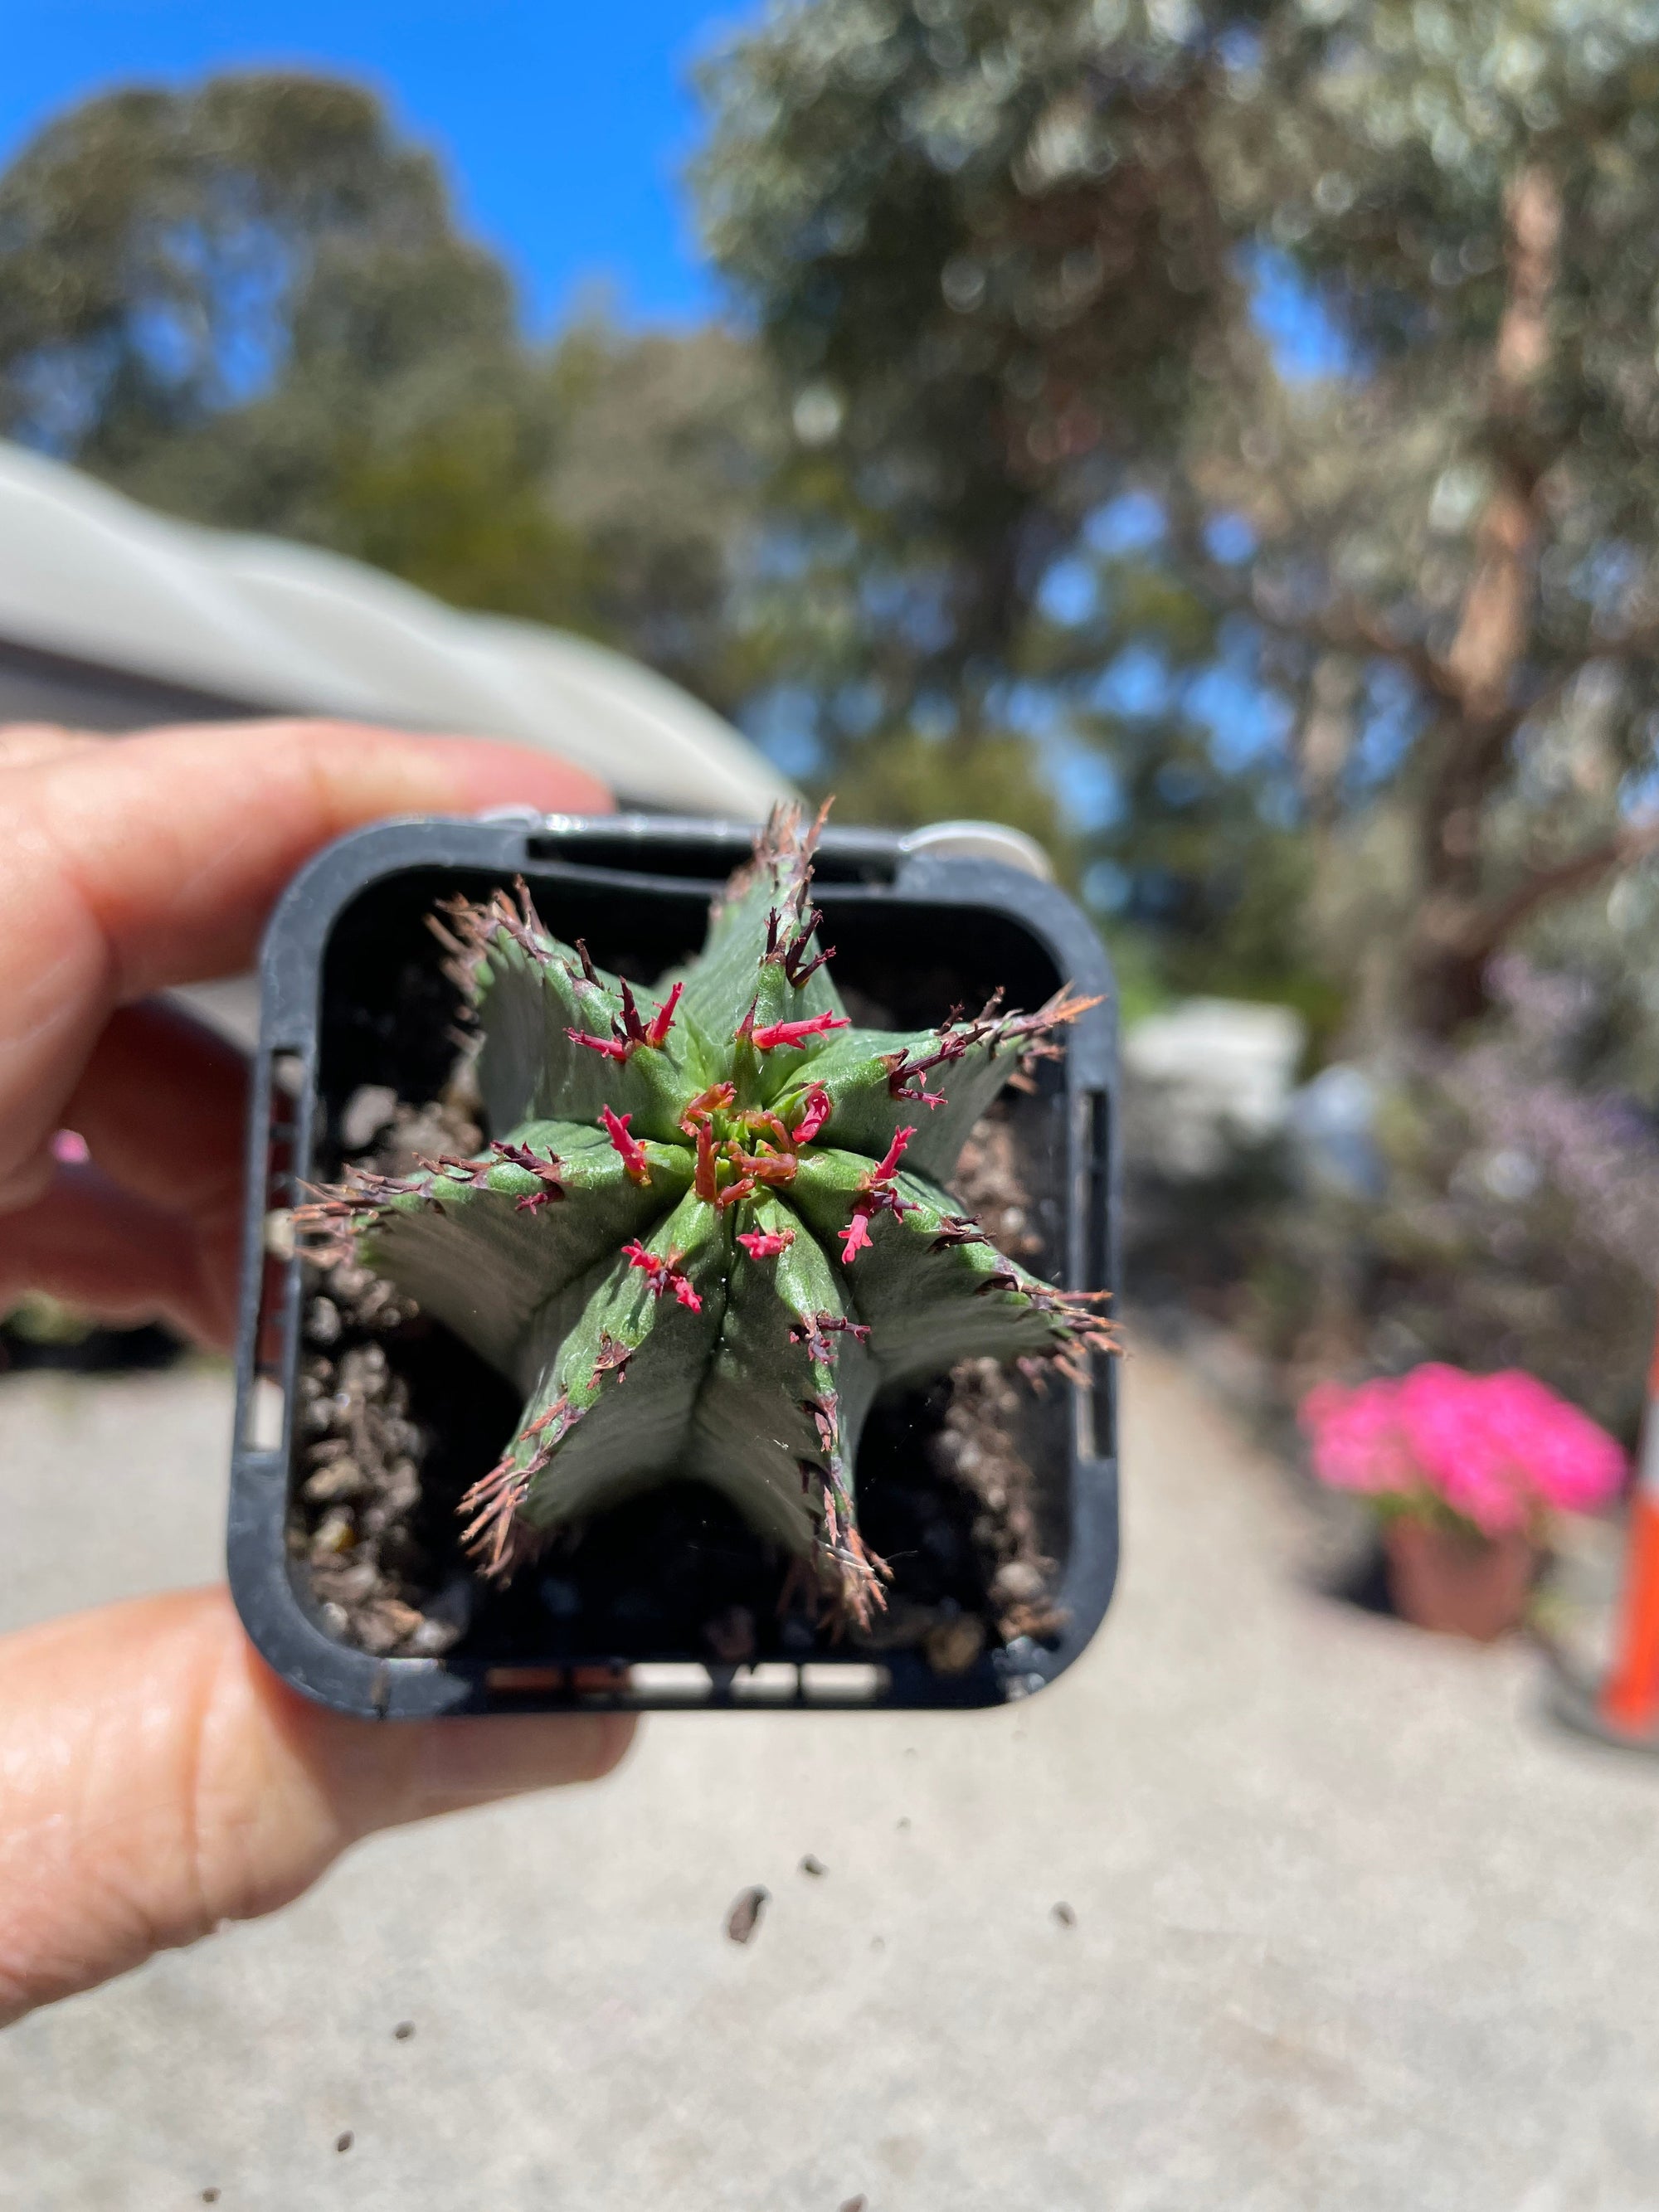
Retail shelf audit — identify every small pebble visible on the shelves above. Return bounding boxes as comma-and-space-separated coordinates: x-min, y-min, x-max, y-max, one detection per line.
304, 1296, 342, 1347
925, 1615, 985, 1675
339, 1083, 400, 1150
311, 1509, 356, 1558
1052, 1901, 1077, 1928
201, 2193, 220, 2206
393, 2020, 415, 2040
301, 1458, 365, 1505
335, 2132, 354, 2154
726, 1885, 769, 1945
896, 1816, 911, 1831
990, 1559, 1045, 1606
799, 1854, 827, 1878
839, 2199, 868, 2211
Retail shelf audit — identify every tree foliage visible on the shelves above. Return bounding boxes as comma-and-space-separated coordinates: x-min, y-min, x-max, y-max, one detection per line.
0, 76, 520, 509
0, 72, 786, 693
12, 29, 1659, 1046
698, 0, 1659, 1037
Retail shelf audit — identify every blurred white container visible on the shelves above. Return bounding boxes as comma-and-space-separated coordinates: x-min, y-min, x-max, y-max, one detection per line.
1123, 997, 1306, 1179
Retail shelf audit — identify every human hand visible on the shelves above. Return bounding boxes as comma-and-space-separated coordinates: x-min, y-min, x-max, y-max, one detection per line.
0, 719, 635, 2028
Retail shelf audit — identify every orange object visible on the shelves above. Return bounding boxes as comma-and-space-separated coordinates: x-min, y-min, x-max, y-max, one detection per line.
1598, 1326, 1659, 1735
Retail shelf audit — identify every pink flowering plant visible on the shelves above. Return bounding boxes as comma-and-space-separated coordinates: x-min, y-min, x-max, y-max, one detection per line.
1299, 1364, 1626, 1540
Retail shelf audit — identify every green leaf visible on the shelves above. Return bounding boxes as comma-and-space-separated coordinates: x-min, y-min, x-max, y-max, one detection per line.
474, 928, 708, 1143
773, 1025, 919, 1157
508, 1189, 730, 1532
785, 991, 1089, 1180
682, 1195, 875, 1557
678, 813, 846, 1049
362, 1119, 691, 1378
789, 1154, 1084, 1382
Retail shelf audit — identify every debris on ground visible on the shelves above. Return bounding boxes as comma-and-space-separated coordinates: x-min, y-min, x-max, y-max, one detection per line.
725, 1886, 770, 1945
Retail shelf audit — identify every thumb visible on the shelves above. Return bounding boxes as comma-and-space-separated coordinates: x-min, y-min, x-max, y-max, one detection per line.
0, 1587, 634, 2026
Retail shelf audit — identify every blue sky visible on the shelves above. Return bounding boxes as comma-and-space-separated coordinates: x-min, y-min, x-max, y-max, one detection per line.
2, 7, 1355, 366
0, 0, 742, 329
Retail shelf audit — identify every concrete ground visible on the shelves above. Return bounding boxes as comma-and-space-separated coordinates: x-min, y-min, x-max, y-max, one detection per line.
2, 1347, 1656, 2212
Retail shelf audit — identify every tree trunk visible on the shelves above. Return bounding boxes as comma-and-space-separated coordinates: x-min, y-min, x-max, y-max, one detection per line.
1399, 165, 1560, 1038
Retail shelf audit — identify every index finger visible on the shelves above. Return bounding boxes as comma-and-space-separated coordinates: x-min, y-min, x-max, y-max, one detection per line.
0, 718, 611, 1204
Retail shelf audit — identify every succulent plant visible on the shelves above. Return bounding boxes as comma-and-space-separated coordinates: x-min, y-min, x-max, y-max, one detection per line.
299, 809, 1114, 1623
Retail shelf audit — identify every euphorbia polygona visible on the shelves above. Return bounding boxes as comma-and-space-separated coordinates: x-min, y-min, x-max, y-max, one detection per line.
299, 809, 1115, 1623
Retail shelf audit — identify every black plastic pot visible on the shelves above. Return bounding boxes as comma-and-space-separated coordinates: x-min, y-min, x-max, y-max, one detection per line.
228, 812, 1119, 1716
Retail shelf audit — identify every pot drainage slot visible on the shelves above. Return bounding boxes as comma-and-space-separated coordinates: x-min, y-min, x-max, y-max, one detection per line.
620, 1662, 888, 1704
801, 1664, 888, 1703
524, 833, 898, 887
1085, 1089, 1111, 1296
732, 1665, 800, 1702
484, 1665, 570, 1697
242, 1051, 304, 1458
244, 1376, 286, 1451
628, 1662, 715, 1701
481, 1664, 633, 1701
527, 833, 739, 882
1074, 1087, 1113, 1461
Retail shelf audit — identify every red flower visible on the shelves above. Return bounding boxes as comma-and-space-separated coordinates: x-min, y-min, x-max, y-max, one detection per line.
743, 1009, 849, 1051
679, 1081, 737, 1135
837, 1209, 873, 1262
600, 1105, 651, 1185
567, 1026, 630, 1061
737, 1227, 796, 1260
622, 1241, 703, 1312
569, 978, 683, 1062
838, 1125, 917, 1264
791, 1083, 832, 1145
644, 981, 683, 1049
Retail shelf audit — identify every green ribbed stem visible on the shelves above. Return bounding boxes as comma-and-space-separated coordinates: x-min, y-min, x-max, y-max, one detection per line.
299, 809, 1112, 1622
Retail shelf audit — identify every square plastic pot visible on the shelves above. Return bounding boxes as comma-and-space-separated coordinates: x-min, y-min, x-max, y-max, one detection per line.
228, 812, 1119, 1715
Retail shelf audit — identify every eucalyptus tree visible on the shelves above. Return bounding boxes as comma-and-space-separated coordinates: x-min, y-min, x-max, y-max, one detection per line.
699, 0, 1659, 1036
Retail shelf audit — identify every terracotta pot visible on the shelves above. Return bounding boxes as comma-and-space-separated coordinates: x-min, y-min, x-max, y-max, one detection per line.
1383, 1517, 1538, 1642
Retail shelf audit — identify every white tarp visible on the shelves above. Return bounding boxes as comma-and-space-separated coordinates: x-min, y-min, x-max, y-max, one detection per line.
0, 438, 793, 816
